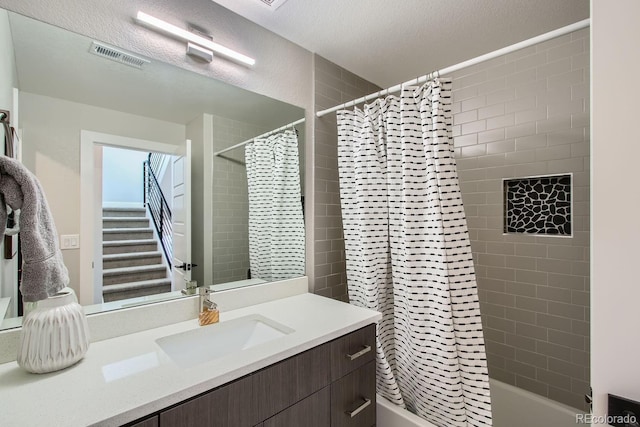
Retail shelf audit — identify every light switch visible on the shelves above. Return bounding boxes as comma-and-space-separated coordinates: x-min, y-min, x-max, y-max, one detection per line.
60, 234, 80, 250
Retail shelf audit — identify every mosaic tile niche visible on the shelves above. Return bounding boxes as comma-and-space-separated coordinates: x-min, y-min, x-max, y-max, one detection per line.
504, 174, 572, 235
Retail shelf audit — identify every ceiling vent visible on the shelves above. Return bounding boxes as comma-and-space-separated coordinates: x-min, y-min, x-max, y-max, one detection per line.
89, 41, 150, 69
257, 0, 291, 10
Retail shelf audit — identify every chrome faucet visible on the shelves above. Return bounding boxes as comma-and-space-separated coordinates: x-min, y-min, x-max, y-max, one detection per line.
181, 280, 198, 296
199, 287, 215, 310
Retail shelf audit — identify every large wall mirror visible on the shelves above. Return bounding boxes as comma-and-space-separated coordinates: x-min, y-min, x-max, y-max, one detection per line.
0, 9, 306, 330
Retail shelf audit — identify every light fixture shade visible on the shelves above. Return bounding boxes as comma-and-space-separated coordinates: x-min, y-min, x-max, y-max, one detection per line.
136, 11, 255, 67
187, 42, 214, 63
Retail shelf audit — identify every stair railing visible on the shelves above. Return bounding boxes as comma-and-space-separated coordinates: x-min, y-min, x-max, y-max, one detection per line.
143, 153, 173, 268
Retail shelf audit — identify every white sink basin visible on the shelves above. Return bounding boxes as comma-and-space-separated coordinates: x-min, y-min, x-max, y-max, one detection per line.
156, 314, 294, 366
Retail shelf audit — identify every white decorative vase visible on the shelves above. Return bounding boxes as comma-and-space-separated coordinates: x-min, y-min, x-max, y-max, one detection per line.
17, 288, 90, 374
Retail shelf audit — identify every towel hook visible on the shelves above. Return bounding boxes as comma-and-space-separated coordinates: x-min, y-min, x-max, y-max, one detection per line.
0, 110, 9, 124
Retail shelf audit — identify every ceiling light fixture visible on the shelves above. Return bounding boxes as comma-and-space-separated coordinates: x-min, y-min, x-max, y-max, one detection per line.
135, 11, 255, 67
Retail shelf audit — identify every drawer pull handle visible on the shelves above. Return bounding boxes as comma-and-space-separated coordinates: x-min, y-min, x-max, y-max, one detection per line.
346, 345, 371, 361
346, 397, 371, 418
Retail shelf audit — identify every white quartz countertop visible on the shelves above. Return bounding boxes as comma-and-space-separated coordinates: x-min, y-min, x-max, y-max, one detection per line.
0, 293, 380, 427
0, 297, 9, 321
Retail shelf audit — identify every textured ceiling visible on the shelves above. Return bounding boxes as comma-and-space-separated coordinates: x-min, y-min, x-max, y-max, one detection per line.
8, 12, 303, 127
211, 0, 589, 88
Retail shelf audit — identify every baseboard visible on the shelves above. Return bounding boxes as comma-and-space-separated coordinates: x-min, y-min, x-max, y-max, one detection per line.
103, 202, 145, 209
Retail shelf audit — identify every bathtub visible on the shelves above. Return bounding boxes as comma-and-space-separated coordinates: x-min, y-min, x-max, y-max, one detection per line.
376, 379, 586, 427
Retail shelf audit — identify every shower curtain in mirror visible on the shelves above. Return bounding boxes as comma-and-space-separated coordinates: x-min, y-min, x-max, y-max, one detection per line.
337, 79, 492, 427
245, 129, 305, 282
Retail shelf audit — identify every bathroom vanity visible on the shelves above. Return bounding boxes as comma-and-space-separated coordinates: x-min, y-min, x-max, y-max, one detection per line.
132, 324, 375, 427
0, 291, 380, 427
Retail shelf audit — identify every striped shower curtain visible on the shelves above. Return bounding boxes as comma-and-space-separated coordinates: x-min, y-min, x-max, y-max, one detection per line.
245, 129, 305, 281
337, 79, 492, 427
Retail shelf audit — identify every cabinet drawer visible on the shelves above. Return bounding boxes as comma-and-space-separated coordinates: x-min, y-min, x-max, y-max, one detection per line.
263, 386, 330, 427
253, 341, 331, 421
330, 324, 375, 381
331, 361, 376, 427
128, 415, 158, 427
160, 375, 255, 427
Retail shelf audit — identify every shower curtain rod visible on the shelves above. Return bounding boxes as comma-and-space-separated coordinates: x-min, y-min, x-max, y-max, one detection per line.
213, 117, 306, 156
316, 18, 590, 117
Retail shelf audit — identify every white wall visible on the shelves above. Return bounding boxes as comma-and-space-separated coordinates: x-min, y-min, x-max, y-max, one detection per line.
0, 0, 313, 116
102, 147, 148, 204
20, 91, 185, 293
591, 0, 640, 417
0, 8, 18, 312
0, 9, 16, 111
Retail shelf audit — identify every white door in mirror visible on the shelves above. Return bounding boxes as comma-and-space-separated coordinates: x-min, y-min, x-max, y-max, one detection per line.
171, 140, 192, 291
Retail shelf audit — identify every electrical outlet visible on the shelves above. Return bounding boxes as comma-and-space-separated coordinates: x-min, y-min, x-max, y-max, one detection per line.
608, 394, 640, 427
60, 234, 80, 250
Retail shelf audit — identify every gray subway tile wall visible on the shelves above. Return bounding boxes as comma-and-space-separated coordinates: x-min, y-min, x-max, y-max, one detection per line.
451, 29, 590, 410
212, 116, 267, 284
213, 117, 305, 285
313, 55, 380, 300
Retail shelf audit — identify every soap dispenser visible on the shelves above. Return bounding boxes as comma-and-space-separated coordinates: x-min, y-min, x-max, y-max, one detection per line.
198, 287, 219, 326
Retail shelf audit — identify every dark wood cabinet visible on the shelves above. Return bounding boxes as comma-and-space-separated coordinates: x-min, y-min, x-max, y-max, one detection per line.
330, 324, 375, 382
160, 375, 255, 427
331, 361, 376, 427
127, 324, 376, 427
264, 386, 331, 427
252, 341, 330, 421
128, 416, 159, 427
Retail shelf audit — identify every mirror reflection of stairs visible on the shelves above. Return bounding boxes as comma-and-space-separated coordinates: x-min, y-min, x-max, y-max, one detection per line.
102, 207, 171, 302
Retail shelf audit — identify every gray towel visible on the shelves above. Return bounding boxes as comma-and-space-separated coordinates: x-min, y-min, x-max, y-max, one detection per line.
0, 156, 69, 302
